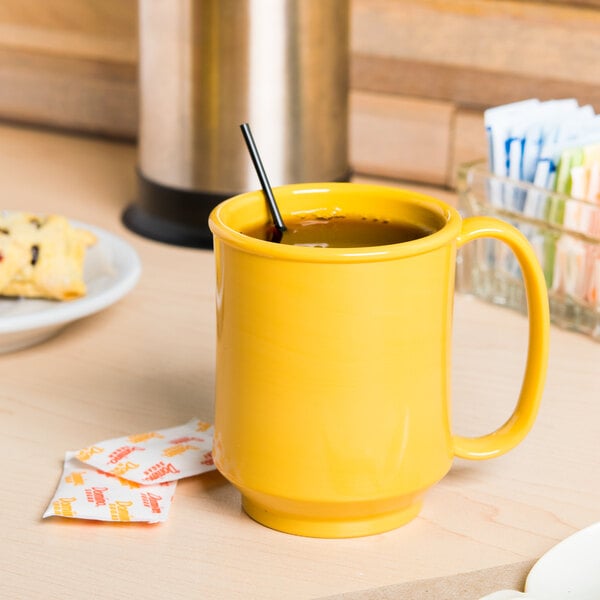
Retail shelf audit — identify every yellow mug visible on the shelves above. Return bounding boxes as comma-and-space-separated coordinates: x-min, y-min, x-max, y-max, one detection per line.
208, 183, 549, 538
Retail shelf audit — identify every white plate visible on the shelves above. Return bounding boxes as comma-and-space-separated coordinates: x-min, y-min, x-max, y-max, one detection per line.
525, 521, 600, 599
480, 521, 600, 600
0, 220, 141, 353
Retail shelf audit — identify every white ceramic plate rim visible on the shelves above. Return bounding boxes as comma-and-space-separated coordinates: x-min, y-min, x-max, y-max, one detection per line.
479, 521, 600, 600
0, 219, 141, 334
525, 521, 600, 599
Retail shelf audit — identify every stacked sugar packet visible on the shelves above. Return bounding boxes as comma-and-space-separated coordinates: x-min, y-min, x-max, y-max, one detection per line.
44, 419, 216, 523
485, 98, 600, 306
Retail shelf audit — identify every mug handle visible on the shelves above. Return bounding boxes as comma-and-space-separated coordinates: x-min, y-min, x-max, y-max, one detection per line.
453, 216, 550, 460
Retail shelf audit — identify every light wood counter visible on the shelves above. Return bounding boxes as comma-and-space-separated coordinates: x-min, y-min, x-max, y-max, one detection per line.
1, 123, 599, 599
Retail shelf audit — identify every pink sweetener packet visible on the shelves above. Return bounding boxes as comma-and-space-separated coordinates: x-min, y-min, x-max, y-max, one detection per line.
43, 452, 176, 523
74, 418, 216, 485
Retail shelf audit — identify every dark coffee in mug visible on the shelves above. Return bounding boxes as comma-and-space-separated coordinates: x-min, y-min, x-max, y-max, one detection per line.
244, 215, 435, 247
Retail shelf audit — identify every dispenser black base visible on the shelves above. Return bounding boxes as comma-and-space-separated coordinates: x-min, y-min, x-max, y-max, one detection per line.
123, 172, 231, 249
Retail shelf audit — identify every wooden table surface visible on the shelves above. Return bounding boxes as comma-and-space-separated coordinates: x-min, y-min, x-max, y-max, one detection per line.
1, 123, 599, 600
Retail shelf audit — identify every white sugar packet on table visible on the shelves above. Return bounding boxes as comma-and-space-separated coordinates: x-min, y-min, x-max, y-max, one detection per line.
43, 452, 177, 523
74, 418, 215, 484
44, 418, 216, 523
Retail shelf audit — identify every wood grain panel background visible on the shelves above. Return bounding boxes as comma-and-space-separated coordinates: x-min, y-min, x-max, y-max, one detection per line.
0, 0, 598, 188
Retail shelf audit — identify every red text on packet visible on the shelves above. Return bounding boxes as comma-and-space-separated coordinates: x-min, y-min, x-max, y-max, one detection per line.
107, 445, 145, 465
169, 436, 205, 444
85, 486, 109, 507
143, 461, 181, 482
140, 492, 163, 514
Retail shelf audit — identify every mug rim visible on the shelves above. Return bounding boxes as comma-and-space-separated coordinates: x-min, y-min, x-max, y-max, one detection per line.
209, 182, 462, 263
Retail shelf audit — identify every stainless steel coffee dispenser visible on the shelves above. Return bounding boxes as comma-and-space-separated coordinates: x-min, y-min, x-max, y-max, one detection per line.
124, 0, 350, 248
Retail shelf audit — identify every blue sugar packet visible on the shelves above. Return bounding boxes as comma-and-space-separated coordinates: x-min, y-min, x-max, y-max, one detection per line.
485, 100, 575, 275
484, 99, 540, 173
485, 99, 584, 212
483, 99, 600, 286
520, 100, 581, 183
485, 99, 540, 208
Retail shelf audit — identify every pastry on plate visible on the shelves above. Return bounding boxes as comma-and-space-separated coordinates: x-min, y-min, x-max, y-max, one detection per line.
0, 212, 96, 300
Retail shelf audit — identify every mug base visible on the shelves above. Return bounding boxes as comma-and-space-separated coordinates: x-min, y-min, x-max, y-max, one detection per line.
241, 495, 423, 538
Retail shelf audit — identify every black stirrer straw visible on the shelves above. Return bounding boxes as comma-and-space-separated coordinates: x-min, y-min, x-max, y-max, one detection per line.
240, 123, 287, 242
